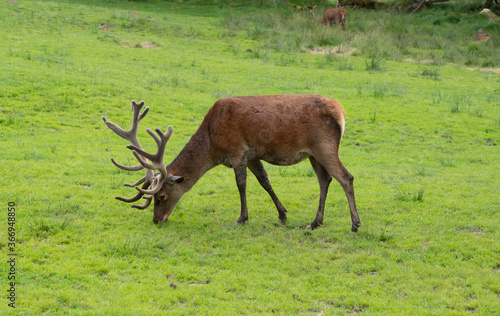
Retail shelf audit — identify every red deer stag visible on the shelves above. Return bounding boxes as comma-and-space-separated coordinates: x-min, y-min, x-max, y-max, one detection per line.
311, 6, 347, 30
103, 95, 361, 232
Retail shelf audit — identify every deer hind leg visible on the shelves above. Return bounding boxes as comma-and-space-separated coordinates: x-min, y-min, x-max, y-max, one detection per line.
312, 149, 361, 233
247, 160, 287, 224
308, 157, 332, 229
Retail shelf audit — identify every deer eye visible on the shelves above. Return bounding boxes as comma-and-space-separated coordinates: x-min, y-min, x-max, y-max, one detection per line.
158, 194, 167, 201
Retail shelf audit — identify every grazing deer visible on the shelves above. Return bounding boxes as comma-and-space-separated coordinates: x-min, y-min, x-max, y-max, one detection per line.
311, 6, 347, 30
103, 95, 361, 232
472, 28, 490, 42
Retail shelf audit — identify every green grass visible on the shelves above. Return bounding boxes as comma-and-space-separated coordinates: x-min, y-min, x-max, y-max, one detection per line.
1, 0, 499, 314
223, 0, 500, 68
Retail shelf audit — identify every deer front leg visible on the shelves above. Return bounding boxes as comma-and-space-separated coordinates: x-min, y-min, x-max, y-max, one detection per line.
247, 160, 287, 224
233, 162, 249, 225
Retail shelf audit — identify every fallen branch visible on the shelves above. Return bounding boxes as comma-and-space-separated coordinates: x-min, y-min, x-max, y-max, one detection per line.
341, 0, 450, 12
410, 0, 426, 14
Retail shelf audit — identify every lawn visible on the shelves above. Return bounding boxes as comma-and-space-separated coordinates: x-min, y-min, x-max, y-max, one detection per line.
0, 0, 499, 314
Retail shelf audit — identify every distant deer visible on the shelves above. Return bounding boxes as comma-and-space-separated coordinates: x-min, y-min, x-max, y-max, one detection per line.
311, 6, 347, 30
103, 95, 361, 232
473, 28, 490, 42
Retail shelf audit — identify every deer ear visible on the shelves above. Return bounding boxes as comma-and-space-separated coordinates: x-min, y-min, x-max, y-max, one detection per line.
166, 175, 184, 184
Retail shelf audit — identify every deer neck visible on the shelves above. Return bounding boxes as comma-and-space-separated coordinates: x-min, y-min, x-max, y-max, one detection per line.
166, 127, 215, 192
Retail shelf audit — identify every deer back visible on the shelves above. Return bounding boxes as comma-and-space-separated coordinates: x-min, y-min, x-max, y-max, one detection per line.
204, 95, 346, 166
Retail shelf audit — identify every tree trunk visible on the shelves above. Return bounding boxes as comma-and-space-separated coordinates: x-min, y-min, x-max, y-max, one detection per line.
483, 0, 498, 9
338, 0, 389, 9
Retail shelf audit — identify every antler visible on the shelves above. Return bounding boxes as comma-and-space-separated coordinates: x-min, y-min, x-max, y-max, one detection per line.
102, 101, 157, 209
310, 5, 320, 22
102, 101, 151, 173
115, 182, 153, 209
127, 126, 173, 195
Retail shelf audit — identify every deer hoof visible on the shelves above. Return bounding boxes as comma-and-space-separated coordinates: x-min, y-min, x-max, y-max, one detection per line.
307, 220, 322, 230
279, 216, 287, 224
350, 223, 360, 233
234, 216, 248, 226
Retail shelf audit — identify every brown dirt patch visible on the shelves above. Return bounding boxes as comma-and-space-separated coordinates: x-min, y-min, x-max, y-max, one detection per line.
121, 41, 160, 49
466, 67, 500, 73
306, 46, 357, 56
403, 58, 500, 73
138, 42, 159, 49
99, 24, 114, 31
403, 58, 434, 64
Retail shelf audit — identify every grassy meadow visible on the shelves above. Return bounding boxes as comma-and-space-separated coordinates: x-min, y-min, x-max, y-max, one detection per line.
1, 0, 499, 314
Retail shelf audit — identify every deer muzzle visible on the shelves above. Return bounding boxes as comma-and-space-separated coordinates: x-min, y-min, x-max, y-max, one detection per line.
153, 196, 180, 224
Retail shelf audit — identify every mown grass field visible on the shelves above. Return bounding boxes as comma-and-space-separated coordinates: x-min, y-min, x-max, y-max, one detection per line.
1, 0, 499, 314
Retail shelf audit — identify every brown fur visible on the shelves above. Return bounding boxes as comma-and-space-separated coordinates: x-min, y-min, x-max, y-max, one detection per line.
322, 8, 347, 30
107, 95, 361, 232
473, 28, 490, 42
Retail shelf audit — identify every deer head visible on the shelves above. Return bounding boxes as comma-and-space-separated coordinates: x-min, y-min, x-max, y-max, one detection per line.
102, 101, 184, 223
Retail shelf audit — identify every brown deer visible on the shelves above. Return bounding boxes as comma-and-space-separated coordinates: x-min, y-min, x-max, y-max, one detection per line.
102, 95, 361, 232
311, 6, 347, 30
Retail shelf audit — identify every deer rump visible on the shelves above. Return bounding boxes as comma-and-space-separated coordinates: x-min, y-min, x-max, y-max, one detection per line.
104, 94, 360, 232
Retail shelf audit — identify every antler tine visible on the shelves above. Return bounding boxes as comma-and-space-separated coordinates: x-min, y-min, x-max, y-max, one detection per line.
115, 192, 144, 203
127, 126, 173, 165
103, 101, 148, 143
310, 5, 319, 22
102, 112, 147, 147
102, 100, 153, 174
132, 195, 152, 210
123, 170, 160, 188
135, 172, 166, 195
111, 158, 144, 172
115, 180, 154, 209
123, 175, 147, 188
135, 101, 150, 122
114, 179, 152, 203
